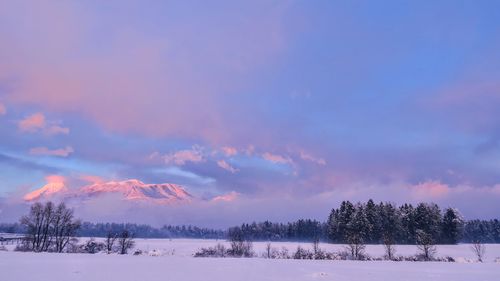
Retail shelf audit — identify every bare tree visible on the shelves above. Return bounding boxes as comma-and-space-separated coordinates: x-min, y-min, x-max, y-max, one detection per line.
105, 231, 118, 254
118, 230, 135, 255
311, 238, 326, 259
416, 229, 437, 261
312, 238, 320, 257
21, 202, 80, 253
346, 234, 365, 260
383, 235, 396, 260
53, 203, 80, 253
471, 241, 486, 262
265, 242, 272, 258
40, 202, 55, 252
20, 202, 44, 251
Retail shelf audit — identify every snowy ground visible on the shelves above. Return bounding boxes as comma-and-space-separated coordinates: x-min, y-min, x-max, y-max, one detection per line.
130, 238, 500, 261
1, 239, 499, 281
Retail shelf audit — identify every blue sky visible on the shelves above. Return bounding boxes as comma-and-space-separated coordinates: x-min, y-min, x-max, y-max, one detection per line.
1, 1, 500, 223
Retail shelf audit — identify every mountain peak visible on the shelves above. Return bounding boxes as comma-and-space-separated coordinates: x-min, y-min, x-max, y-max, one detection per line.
23, 181, 68, 201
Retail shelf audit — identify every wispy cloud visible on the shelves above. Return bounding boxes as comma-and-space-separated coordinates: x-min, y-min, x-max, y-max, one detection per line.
411, 180, 450, 199
299, 151, 326, 165
262, 152, 292, 165
18, 113, 45, 132
29, 146, 74, 157
18, 113, 69, 135
163, 146, 204, 165
211, 191, 239, 202
221, 146, 238, 156
217, 160, 239, 173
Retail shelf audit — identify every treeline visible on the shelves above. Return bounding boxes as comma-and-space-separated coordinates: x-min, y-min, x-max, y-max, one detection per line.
1, 222, 224, 239
227, 200, 500, 244
0, 222, 225, 239
327, 200, 463, 245
2, 199, 499, 244
462, 219, 500, 243
76, 222, 225, 239
326, 200, 498, 244
227, 220, 326, 242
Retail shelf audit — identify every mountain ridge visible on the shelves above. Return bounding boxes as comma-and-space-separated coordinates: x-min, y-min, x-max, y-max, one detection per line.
23, 179, 192, 204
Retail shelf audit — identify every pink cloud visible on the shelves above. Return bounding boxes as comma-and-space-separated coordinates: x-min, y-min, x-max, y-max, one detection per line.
211, 191, 239, 202
79, 175, 105, 184
221, 146, 238, 156
1, 1, 289, 145
262, 152, 292, 164
0, 102, 6, 115
45, 125, 70, 135
17, 113, 69, 135
163, 146, 204, 165
18, 113, 45, 132
29, 146, 74, 157
217, 160, 239, 173
46, 175, 66, 184
299, 151, 326, 165
411, 181, 450, 199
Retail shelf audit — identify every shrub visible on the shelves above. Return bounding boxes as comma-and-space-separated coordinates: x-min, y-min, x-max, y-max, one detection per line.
194, 243, 228, 258
293, 246, 313, 260
83, 238, 105, 254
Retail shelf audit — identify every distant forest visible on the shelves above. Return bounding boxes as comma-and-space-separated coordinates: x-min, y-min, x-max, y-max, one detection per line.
1, 199, 499, 244
0, 222, 225, 240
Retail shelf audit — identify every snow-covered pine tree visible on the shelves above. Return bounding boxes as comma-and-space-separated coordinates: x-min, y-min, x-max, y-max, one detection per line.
441, 208, 464, 244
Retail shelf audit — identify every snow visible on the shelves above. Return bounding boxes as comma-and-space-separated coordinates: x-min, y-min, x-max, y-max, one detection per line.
1, 239, 499, 281
130, 239, 500, 261
23, 181, 67, 201
24, 179, 192, 204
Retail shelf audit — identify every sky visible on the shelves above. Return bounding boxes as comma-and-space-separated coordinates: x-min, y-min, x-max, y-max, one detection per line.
1, 1, 500, 226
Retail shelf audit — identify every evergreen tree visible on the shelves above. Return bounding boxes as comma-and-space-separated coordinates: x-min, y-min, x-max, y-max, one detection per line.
414, 203, 442, 243
364, 199, 381, 243
441, 208, 464, 244
337, 201, 356, 242
326, 208, 339, 242
398, 203, 416, 244
380, 202, 401, 244
346, 203, 369, 242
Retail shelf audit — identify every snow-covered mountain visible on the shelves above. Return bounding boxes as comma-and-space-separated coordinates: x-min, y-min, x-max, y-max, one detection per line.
23, 181, 68, 201
24, 179, 192, 204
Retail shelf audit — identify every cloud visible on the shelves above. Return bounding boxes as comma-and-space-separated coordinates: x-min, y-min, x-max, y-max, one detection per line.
23, 174, 67, 201
79, 175, 105, 184
262, 152, 292, 164
411, 181, 450, 199
211, 191, 239, 202
45, 174, 66, 184
221, 146, 238, 156
18, 113, 69, 135
163, 146, 204, 166
45, 125, 70, 135
217, 160, 239, 173
0, 103, 6, 115
299, 151, 326, 165
1, 1, 288, 145
18, 113, 45, 132
29, 146, 74, 157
